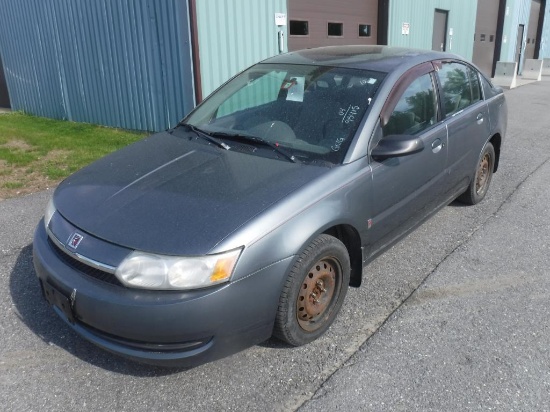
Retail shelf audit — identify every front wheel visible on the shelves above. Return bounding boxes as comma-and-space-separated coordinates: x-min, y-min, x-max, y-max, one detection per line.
273, 234, 350, 346
458, 142, 495, 205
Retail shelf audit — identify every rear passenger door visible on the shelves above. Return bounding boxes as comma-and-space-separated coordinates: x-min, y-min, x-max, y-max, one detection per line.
435, 61, 491, 195
368, 63, 448, 254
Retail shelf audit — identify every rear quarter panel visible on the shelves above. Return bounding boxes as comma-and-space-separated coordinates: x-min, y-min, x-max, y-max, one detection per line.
487, 92, 507, 138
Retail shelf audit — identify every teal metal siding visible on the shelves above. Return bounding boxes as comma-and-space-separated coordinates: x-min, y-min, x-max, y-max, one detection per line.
539, 1, 550, 57
195, 0, 287, 97
499, 0, 532, 72
387, 0, 477, 61
0, 0, 195, 131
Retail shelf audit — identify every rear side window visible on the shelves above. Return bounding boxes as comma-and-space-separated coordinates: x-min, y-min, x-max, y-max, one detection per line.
480, 74, 500, 99
383, 73, 437, 136
437, 62, 482, 116
469, 68, 481, 102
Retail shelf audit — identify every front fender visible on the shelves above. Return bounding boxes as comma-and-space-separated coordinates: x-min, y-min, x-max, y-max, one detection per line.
217, 158, 374, 282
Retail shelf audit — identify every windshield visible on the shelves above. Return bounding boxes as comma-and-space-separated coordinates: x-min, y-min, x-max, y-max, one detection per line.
185, 63, 386, 164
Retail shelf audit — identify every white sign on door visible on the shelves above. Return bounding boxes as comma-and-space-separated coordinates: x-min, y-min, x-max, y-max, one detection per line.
275, 13, 287, 26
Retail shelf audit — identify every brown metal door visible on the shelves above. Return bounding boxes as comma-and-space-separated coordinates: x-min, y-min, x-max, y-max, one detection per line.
432, 9, 448, 52
0, 54, 10, 108
472, 0, 500, 77
288, 0, 378, 51
524, 0, 541, 60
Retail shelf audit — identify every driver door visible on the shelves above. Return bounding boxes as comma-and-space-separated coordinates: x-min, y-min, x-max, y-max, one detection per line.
368, 64, 449, 255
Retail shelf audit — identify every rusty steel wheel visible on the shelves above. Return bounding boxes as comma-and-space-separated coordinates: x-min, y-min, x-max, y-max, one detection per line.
273, 234, 350, 346
458, 142, 495, 205
296, 257, 341, 332
475, 152, 491, 195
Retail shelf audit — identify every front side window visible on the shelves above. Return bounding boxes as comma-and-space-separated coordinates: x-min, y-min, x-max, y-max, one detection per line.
437, 62, 482, 116
383, 73, 437, 136
185, 63, 386, 164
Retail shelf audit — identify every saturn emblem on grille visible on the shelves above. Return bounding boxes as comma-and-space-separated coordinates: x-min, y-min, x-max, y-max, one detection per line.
67, 232, 84, 250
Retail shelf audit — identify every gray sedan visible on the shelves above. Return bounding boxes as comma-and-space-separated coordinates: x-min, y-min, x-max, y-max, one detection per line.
33, 46, 507, 367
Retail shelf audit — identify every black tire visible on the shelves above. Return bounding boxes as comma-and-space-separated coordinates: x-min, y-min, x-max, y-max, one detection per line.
273, 234, 350, 346
458, 142, 495, 205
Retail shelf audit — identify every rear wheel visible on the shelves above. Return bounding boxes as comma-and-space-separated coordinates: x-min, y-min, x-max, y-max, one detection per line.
273, 234, 350, 346
458, 142, 495, 205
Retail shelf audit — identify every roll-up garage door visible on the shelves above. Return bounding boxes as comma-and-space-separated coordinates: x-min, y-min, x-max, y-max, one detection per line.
524, 0, 541, 60
288, 0, 378, 51
472, 0, 501, 77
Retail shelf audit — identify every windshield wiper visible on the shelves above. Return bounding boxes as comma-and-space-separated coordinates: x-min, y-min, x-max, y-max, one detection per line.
177, 123, 231, 150
208, 131, 298, 163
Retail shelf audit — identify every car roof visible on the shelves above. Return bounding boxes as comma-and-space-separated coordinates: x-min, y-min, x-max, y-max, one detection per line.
262, 45, 460, 75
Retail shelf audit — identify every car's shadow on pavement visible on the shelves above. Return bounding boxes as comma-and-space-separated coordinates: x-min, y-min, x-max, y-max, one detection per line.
448, 199, 470, 208
9, 244, 188, 376
258, 338, 292, 349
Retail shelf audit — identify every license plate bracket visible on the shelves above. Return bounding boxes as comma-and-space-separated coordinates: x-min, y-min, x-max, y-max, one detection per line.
41, 280, 75, 323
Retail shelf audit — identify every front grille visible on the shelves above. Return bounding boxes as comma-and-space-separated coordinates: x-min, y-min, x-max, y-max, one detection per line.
48, 238, 123, 287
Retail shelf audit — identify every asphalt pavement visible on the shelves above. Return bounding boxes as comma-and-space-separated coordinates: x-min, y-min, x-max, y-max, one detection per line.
1, 79, 550, 411
302, 143, 550, 411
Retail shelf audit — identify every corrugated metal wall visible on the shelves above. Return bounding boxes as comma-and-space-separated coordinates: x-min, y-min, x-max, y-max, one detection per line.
539, 1, 550, 57
0, 52, 10, 108
387, 0, 478, 61
499, 0, 533, 72
195, 0, 287, 98
0, 0, 195, 131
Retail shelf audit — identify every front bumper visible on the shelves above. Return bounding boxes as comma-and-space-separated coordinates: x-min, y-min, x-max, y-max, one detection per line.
33, 222, 291, 367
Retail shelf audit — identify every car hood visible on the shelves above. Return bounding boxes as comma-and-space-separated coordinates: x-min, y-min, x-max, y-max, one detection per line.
54, 131, 329, 255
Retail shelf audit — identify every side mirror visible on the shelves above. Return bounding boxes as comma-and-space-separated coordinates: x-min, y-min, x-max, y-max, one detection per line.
371, 134, 424, 160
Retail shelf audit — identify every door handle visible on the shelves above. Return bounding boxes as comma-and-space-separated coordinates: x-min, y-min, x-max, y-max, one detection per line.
476, 113, 484, 124
431, 138, 443, 153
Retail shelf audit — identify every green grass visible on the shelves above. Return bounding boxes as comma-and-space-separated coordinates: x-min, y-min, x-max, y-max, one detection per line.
3, 182, 24, 189
0, 112, 147, 180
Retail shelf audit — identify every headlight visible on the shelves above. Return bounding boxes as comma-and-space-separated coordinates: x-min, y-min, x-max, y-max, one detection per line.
115, 248, 242, 290
44, 197, 56, 230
